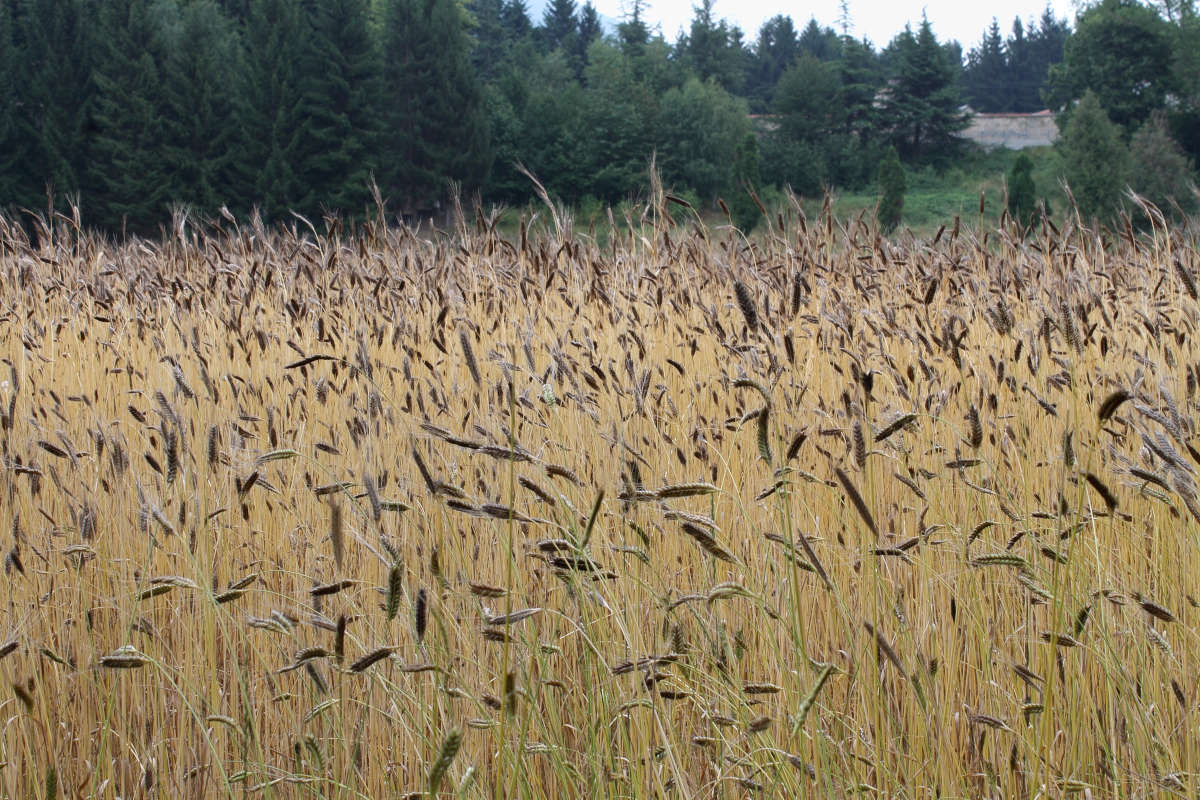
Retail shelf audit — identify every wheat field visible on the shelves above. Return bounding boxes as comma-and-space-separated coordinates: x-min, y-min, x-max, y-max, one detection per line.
0, 194, 1197, 799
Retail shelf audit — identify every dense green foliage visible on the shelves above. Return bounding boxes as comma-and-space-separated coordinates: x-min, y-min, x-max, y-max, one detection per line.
962, 10, 1069, 112
877, 146, 906, 231
0, 0, 1197, 232
1129, 112, 1197, 216
1006, 153, 1038, 223
1058, 90, 1130, 220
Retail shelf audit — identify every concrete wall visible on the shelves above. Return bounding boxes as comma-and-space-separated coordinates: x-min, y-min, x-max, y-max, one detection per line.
962, 112, 1059, 150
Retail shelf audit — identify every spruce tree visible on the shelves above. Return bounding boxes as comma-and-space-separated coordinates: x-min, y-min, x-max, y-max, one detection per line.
575, 2, 601, 70
1129, 111, 1196, 216
964, 19, 1007, 112
88, 0, 173, 232
877, 146, 905, 232
539, 0, 576, 53
682, 0, 740, 90
1006, 153, 1037, 225
1057, 90, 1129, 221
292, 0, 381, 218
746, 15, 797, 112
501, 0, 532, 42
472, 0, 509, 80
159, 0, 244, 218
883, 17, 967, 160
237, 0, 308, 219
617, 0, 649, 54
730, 132, 761, 232
382, 0, 490, 216
8, 0, 96, 211
797, 18, 838, 61
0, 0, 18, 206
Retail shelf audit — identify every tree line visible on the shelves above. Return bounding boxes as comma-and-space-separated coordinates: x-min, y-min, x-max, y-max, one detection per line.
0, 0, 1197, 234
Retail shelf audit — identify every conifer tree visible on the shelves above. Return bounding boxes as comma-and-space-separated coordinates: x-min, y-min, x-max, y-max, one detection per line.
746, 15, 797, 112
964, 19, 1007, 112
292, 0, 381, 218
1058, 90, 1129, 220
8, 0, 96, 211
1129, 111, 1196, 216
575, 2, 602, 70
883, 17, 967, 160
501, 0, 533, 42
472, 0, 509, 79
159, 0, 244, 217
1006, 153, 1037, 224
877, 146, 905, 232
617, 0, 649, 54
237, 0, 309, 219
382, 0, 490, 215
730, 132, 761, 232
0, 0, 18, 205
539, 0, 577, 53
88, 0, 173, 232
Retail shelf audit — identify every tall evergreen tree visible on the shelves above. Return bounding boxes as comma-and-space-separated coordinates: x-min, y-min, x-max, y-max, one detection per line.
617, 0, 650, 54
1057, 90, 1129, 220
1022, 7, 1069, 110
746, 15, 797, 112
680, 0, 742, 90
88, 0, 173, 232
382, 0, 490, 215
237, 0, 309, 219
963, 19, 1007, 112
539, 0, 577, 52
472, 0, 509, 79
575, 1, 602, 68
764, 53, 841, 194
0, 0, 18, 205
837, 36, 881, 147
292, 0, 381, 217
882, 17, 968, 160
501, 0, 533, 42
158, 0, 244, 217
797, 17, 838, 61
8, 0, 96, 211
877, 145, 905, 232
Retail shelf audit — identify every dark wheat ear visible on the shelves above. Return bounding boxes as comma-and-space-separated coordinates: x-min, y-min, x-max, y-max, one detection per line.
206, 425, 219, 470
966, 405, 982, 450
459, 326, 481, 385
852, 421, 867, 468
1098, 389, 1130, 422
734, 280, 759, 332
329, 502, 344, 570
835, 467, 879, 539
414, 587, 428, 642
385, 563, 402, 621
1175, 256, 1198, 300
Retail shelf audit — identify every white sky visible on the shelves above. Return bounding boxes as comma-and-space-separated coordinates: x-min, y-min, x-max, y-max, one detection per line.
591, 0, 1082, 49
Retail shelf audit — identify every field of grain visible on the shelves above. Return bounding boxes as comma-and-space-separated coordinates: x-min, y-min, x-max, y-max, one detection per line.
0, 195, 1198, 799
